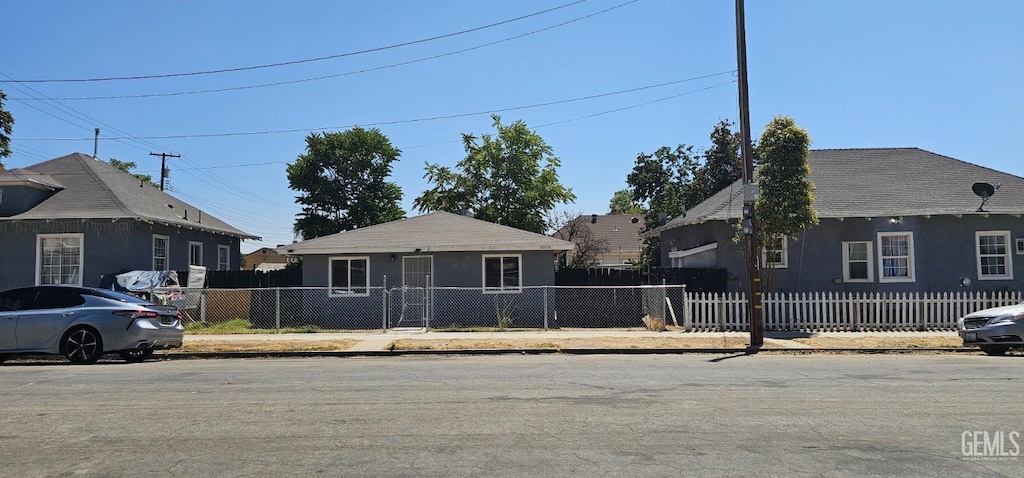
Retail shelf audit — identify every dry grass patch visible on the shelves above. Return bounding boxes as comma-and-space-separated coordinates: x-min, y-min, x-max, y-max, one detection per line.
792, 336, 963, 349
175, 339, 358, 353
388, 336, 750, 351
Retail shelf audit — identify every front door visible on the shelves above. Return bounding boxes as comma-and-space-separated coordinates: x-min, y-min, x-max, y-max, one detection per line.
395, 256, 432, 327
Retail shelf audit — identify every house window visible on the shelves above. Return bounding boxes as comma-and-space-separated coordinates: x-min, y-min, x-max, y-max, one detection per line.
189, 241, 203, 266
329, 257, 369, 296
217, 245, 230, 270
842, 241, 873, 282
36, 233, 84, 286
761, 237, 788, 269
877, 232, 915, 283
976, 231, 1013, 280
153, 235, 169, 271
483, 254, 522, 292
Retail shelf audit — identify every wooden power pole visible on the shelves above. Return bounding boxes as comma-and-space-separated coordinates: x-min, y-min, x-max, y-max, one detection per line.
735, 0, 764, 348
150, 152, 180, 191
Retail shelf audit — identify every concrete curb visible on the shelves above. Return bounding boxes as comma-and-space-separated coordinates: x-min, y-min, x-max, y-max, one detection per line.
157, 347, 983, 360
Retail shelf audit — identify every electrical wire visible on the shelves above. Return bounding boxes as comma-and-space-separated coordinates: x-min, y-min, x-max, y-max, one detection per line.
3, 0, 598, 83
8, 0, 639, 101
16, 71, 736, 141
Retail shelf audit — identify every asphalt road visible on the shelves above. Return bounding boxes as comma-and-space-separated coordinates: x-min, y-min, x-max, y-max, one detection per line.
1, 354, 1021, 477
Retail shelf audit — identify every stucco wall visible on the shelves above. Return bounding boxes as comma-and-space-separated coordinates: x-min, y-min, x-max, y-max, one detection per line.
660, 215, 1024, 293
0, 186, 52, 217
301, 250, 559, 288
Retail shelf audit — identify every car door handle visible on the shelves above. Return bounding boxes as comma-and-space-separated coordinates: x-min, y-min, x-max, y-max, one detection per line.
61, 312, 76, 317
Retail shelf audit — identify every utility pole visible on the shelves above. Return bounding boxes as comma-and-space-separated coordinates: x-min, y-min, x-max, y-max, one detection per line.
735, 0, 763, 348
150, 152, 180, 191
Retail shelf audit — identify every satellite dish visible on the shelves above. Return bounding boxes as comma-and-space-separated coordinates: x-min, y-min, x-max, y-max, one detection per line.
972, 182, 1000, 212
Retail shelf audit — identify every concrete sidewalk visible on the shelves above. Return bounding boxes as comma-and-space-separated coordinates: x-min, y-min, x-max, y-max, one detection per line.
181, 329, 964, 353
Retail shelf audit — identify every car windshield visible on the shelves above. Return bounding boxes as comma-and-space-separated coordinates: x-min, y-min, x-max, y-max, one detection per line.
88, 289, 152, 305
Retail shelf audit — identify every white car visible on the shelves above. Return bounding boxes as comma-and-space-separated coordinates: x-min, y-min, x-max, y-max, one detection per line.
958, 302, 1024, 356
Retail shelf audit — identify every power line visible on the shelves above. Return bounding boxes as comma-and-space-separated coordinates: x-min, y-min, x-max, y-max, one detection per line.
16, 71, 736, 141
2, 71, 301, 210
2, 0, 597, 84
535, 80, 737, 128
8, 0, 640, 102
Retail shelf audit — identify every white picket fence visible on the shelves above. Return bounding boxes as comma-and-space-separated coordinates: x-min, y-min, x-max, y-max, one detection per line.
683, 291, 1023, 332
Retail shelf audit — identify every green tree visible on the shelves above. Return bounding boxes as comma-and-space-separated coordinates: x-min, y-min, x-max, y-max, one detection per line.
685, 120, 743, 207
287, 127, 405, 240
108, 158, 156, 186
608, 189, 643, 214
755, 116, 818, 289
626, 145, 697, 266
414, 115, 575, 233
0, 89, 14, 171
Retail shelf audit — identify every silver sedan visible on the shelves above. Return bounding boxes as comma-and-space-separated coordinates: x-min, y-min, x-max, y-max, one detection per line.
959, 302, 1024, 356
0, 285, 184, 364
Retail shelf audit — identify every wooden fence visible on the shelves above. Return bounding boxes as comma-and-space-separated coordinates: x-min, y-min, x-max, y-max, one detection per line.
683, 291, 1023, 332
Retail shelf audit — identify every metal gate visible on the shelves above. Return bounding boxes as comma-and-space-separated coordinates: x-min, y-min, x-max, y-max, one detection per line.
389, 256, 432, 328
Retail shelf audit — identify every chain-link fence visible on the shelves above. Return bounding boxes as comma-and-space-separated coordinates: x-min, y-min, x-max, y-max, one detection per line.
150, 286, 1022, 333
152, 285, 689, 332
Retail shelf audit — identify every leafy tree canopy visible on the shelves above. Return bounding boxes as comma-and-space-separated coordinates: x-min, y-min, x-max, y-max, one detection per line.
755, 115, 817, 279
0, 89, 14, 171
108, 158, 156, 186
414, 115, 575, 234
287, 127, 405, 240
626, 145, 696, 266
608, 189, 643, 215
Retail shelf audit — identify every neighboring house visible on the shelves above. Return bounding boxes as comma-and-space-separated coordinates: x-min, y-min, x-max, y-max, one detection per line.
554, 214, 644, 269
0, 153, 260, 291
242, 247, 289, 271
657, 148, 1024, 293
279, 211, 575, 290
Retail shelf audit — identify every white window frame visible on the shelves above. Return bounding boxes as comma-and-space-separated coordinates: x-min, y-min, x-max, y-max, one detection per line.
35, 233, 84, 286
217, 245, 230, 270
842, 241, 874, 283
188, 241, 203, 267
976, 230, 1013, 280
482, 254, 523, 293
328, 256, 370, 297
761, 237, 788, 269
877, 231, 915, 283
152, 235, 169, 271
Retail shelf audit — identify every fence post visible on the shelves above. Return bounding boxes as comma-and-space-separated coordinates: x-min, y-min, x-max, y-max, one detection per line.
425, 274, 431, 330
682, 285, 690, 333
661, 279, 667, 324
917, 297, 925, 331
199, 289, 206, 324
717, 295, 726, 332
382, 275, 388, 332
275, 287, 281, 333
543, 286, 549, 330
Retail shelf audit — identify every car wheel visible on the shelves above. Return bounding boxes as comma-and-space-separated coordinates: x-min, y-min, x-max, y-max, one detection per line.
119, 349, 154, 363
980, 345, 1009, 356
62, 327, 104, 364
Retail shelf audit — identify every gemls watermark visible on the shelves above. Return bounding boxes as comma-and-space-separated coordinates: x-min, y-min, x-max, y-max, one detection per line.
962, 431, 1020, 461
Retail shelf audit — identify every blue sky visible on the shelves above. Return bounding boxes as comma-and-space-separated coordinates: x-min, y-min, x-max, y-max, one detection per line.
2, 0, 1021, 253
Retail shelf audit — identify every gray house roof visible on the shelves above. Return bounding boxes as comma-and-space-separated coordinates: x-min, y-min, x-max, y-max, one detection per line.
0, 168, 63, 190
0, 152, 259, 239
660, 148, 1024, 231
279, 211, 575, 255
557, 214, 644, 252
